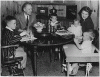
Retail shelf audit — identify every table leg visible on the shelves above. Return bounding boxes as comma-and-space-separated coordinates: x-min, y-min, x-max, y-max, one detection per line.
34, 46, 37, 76
31, 46, 37, 76
60, 46, 66, 66
67, 62, 70, 77
49, 47, 52, 62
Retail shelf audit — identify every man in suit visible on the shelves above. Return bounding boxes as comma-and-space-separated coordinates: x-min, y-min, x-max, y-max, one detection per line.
15, 2, 36, 32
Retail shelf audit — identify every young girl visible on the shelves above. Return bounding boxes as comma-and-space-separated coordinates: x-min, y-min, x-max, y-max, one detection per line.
63, 30, 97, 75
67, 19, 82, 39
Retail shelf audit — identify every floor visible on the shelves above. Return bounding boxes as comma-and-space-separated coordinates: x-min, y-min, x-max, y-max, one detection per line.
2, 51, 99, 76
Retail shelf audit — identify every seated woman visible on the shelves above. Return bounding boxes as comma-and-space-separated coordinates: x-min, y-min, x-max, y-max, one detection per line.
63, 30, 99, 75
48, 14, 64, 33
2, 15, 28, 69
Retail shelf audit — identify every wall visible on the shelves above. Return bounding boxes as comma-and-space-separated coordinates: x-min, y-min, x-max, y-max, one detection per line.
1, 0, 99, 30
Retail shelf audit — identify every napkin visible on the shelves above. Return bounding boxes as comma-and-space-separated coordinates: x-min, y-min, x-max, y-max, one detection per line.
20, 31, 27, 36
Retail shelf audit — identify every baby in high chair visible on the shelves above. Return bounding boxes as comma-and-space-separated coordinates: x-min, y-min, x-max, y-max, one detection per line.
67, 19, 82, 42
69, 30, 96, 75
63, 30, 98, 75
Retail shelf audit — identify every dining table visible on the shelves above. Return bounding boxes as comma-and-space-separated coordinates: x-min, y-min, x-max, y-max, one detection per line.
21, 30, 74, 76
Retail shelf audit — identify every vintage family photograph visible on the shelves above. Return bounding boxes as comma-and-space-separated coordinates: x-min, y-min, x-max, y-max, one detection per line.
0, 0, 99, 76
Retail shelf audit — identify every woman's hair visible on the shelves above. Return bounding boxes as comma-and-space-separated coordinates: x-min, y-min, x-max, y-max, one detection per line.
78, 6, 92, 18
22, 2, 32, 12
5, 15, 16, 24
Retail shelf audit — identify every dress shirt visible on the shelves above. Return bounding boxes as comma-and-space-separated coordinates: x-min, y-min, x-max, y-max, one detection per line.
24, 13, 29, 20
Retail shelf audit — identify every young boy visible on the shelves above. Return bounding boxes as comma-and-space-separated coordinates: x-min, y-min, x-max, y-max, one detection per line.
67, 19, 82, 40
48, 15, 64, 32
2, 15, 27, 69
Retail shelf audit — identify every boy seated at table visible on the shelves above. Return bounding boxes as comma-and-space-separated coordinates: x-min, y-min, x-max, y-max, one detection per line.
2, 15, 28, 69
48, 14, 64, 32
67, 19, 82, 41
63, 30, 98, 75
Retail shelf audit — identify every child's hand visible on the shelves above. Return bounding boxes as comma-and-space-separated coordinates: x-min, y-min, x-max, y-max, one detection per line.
20, 30, 28, 36
75, 36, 82, 43
74, 38, 79, 43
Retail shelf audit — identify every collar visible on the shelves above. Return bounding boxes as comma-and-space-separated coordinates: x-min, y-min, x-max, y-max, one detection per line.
24, 13, 29, 20
6, 26, 13, 31
51, 21, 58, 24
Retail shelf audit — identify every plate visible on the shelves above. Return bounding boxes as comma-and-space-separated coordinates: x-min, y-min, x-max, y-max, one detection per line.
56, 30, 68, 33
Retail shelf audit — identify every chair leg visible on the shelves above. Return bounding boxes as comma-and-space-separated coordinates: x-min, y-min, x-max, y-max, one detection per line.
13, 63, 24, 76
8, 66, 13, 75
49, 48, 52, 62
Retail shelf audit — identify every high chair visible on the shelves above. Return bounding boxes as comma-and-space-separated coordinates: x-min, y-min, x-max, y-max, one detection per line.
1, 45, 24, 76
62, 44, 99, 76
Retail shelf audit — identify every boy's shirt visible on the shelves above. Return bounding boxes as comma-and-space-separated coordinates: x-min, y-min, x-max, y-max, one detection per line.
49, 20, 62, 30
81, 40, 93, 53
2, 27, 21, 46
2, 27, 22, 57
68, 24, 82, 37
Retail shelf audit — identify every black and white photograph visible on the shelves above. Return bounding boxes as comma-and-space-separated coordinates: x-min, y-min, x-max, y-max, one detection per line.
0, 0, 99, 76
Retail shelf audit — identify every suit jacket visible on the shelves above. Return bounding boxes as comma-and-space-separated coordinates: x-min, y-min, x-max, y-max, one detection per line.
15, 12, 36, 30
2, 28, 21, 57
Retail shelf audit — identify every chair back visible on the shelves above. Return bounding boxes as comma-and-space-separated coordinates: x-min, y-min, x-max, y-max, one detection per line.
1, 45, 19, 64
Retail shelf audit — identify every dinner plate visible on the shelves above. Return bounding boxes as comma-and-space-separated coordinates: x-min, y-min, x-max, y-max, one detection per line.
56, 30, 68, 33
55, 30, 73, 36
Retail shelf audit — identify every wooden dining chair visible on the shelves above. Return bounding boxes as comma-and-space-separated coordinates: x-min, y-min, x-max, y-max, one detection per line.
1, 44, 24, 76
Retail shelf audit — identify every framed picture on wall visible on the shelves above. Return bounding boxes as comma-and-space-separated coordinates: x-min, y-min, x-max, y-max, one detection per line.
37, 7, 48, 19
66, 5, 77, 20
57, 5, 66, 17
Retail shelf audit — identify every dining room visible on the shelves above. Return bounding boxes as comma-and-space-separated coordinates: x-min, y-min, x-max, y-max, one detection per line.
1, 0, 99, 76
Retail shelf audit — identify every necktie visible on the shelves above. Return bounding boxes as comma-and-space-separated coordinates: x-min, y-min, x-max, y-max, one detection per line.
26, 16, 29, 27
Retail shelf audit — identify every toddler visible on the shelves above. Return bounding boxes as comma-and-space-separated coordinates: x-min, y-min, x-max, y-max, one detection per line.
63, 30, 98, 75
67, 19, 82, 40
70, 31, 96, 75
